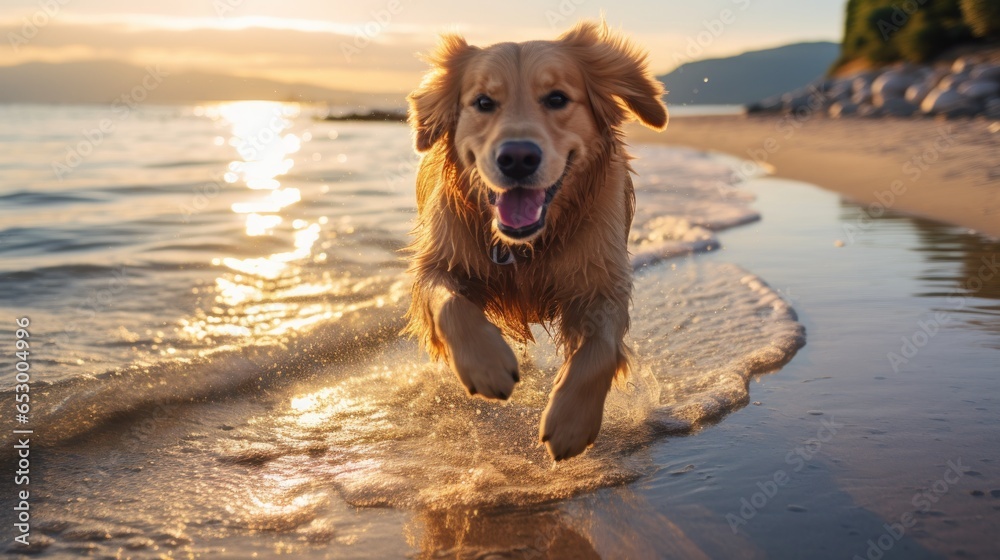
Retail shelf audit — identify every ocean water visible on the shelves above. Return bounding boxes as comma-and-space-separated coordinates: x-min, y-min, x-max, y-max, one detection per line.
0, 102, 804, 557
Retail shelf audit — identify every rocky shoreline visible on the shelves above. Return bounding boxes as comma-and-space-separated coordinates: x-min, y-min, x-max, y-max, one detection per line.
322, 109, 407, 122
748, 52, 1000, 119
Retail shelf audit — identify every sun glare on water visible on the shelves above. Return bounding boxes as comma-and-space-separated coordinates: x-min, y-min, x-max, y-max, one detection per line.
216, 101, 310, 279
181, 101, 329, 342
177, 101, 408, 349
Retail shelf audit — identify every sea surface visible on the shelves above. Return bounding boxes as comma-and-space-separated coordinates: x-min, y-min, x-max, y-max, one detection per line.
3, 102, 998, 559
0, 102, 805, 556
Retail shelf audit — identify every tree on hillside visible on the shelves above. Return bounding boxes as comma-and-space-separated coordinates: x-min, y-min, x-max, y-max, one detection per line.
961, 0, 1000, 37
835, 0, 998, 70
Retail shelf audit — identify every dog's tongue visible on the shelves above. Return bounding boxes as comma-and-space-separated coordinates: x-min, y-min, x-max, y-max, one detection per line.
495, 188, 545, 229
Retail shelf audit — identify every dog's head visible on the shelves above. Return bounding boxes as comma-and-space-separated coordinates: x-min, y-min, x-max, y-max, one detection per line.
408, 21, 667, 244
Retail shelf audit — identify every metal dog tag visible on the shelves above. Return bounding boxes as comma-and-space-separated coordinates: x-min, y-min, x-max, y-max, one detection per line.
490, 242, 515, 265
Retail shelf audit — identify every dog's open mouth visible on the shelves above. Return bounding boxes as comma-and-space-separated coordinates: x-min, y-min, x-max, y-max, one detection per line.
487, 154, 572, 240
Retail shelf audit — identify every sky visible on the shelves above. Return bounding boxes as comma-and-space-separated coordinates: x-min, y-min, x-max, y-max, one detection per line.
1, 0, 846, 93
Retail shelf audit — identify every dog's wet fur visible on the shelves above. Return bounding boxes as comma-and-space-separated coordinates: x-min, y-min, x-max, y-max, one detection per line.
404, 21, 667, 461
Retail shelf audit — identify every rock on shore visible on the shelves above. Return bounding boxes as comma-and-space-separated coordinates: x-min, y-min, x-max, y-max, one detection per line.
748, 53, 1000, 119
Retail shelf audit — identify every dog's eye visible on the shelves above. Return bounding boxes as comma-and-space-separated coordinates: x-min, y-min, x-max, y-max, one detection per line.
543, 91, 570, 109
473, 95, 496, 113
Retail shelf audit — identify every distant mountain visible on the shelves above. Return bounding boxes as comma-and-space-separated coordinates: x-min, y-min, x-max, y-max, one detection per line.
658, 42, 841, 105
0, 60, 402, 106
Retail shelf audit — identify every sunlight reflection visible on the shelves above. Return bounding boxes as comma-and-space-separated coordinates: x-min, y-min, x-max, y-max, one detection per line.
245, 213, 283, 236
214, 277, 260, 306
182, 101, 325, 340
177, 101, 404, 348
231, 187, 301, 214
215, 101, 313, 279
286, 386, 377, 430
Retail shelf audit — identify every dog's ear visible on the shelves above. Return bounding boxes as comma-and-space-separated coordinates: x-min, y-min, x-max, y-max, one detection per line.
559, 21, 668, 132
407, 35, 479, 152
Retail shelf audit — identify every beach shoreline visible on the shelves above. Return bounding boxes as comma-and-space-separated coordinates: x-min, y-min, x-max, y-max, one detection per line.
628, 115, 1000, 239
1, 101, 998, 558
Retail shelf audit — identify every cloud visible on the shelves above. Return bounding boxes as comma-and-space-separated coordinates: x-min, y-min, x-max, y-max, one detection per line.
2, 21, 436, 91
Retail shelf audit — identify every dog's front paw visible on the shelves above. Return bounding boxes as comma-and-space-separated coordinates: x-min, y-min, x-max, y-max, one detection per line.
438, 301, 519, 399
539, 384, 606, 461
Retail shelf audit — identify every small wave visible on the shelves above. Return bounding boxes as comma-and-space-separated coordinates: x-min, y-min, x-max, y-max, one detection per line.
0, 263, 122, 281
96, 183, 206, 196
207, 258, 803, 513
1, 282, 411, 449
144, 159, 230, 169
3, 253, 804, 514
0, 191, 106, 206
283, 170, 356, 183
6, 238, 128, 255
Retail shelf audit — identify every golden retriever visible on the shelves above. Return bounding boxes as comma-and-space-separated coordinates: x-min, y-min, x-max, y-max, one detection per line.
404, 21, 667, 461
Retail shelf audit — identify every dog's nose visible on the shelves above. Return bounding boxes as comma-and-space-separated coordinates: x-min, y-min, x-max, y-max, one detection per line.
496, 141, 542, 180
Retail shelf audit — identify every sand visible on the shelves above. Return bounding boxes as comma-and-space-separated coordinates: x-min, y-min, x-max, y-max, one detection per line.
628, 115, 1000, 238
